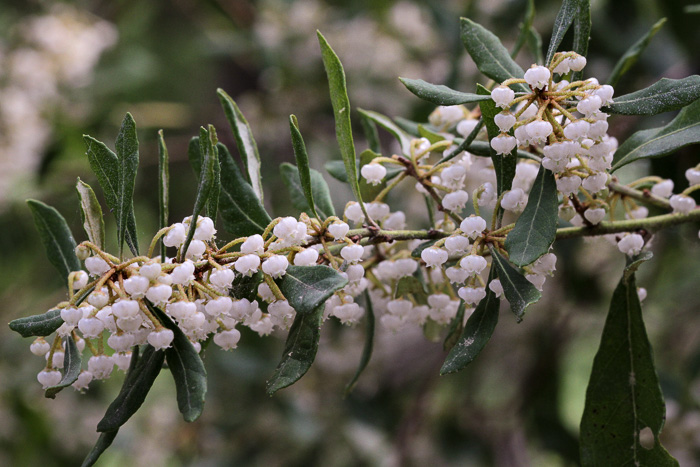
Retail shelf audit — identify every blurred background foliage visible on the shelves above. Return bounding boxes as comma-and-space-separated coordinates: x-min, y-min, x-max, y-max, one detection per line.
0, 0, 699, 465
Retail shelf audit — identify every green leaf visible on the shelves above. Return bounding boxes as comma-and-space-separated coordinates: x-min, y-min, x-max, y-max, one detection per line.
489, 246, 541, 322
441, 266, 500, 375
97, 345, 165, 432
344, 292, 375, 396
267, 305, 324, 395
83, 132, 138, 257
611, 97, 700, 171
394, 116, 421, 137
460, 18, 528, 92
45, 336, 82, 398
399, 78, 492, 106
526, 26, 544, 65
410, 239, 439, 258
606, 76, 700, 116
149, 304, 207, 422
318, 31, 363, 207
26, 200, 81, 283
276, 265, 348, 314
505, 165, 559, 266
76, 179, 105, 250
607, 18, 667, 87
114, 113, 140, 258
546, 0, 591, 73
418, 125, 444, 145
510, 0, 536, 58
443, 301, 466, 351
182, 126, 218, 261
217, 143, 272, 237
280, 163, 336, 219
358, 149, 386, 201
360, 112, 381, 153
81, 430, 118, 467
580, 254, 679, 467
157, 130, 169, 261
357, 109, 412, 157
394, 276, 427, 299
217, 88, 264, 203
477, 84, 516, 199
9, 309, 63, 338
230, 270, 264, 302
289, 115, 322, 220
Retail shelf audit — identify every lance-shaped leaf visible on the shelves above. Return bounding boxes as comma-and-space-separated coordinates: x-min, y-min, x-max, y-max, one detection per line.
113, 113, 140, 258
289, 115, 322, 220
76, 179, 105, 250
460, 18, 528, 92
418, 125, 445, 145
45, 335, 82, 398
489, 246, 541, 322
9, 309, 63, 338
280, 163, 335, 220
97, 345, 165, 432
394, 116, 421, 137
477, 84, 516, 198
444, 301, 467, 351
149, 304, 207, 422
360, 112, 381, 153
606, 76, 700, 116
510, 0, 536, 58
217, 88, 264, 202
357, 108, 412, 157
607, 18, 667, 87
545, 0, 591, 80
81, 430, 118, 467
505, 165, 559, 266
399, 78, 492, 106
216, 142, 272, 236
181, 126, 218, 261
267, 305, 324, 395
27, 200, 81, 283
344, 292, 375, 396
276, 265, 348, 315
230, 270, 264, 302
318, 31, 363, 207
612, 97, 700, 171
526, 26, 544, 65
441, 266, 500, 375
157, 130, 169, 261
580, 253, 679, 466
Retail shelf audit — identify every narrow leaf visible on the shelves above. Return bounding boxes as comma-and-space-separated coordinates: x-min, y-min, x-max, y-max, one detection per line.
607, 18, 667, 87
394, 276, 427, 299
344, 291, 375, 396
157, 130, 169, 261
114, 113, 140, 258
230, 270, 264, 302
181, 127, 218, 260
280, 163, 336, 220
217, 88, 264, 202
570, 0, 591, 81
489, 246, 541, 322
394, 116, 421, 137
399, 78, 492, 106
267, 305, 324, 395
97, 344, 165, 432
510, 0, 536, 58
276, 265, 348, 314
360, 112, 381, 153
26, 200, 81, 283
526, 26, 544, 65
45, 336, 82, 398
418, 125, 444, 145
606, 76, 700, 116
289, 115, 322, 219
76, 179, 105, 250
441, 266, 500, 375
217, 143, 272, 236
443, 301, 467, 351
460, 18, 528, 92
505, 165, 559, 266
149, 304, 207, 422
9, 309, 63, 338
83, 135, 138, 257
580, 255, 679, 466
477, 84, 516, 198
357, 109, 412, 157
81, 430, 118, 467
612, 97, 700, 171
318, 31, 363, 206
546, 0, 587, 65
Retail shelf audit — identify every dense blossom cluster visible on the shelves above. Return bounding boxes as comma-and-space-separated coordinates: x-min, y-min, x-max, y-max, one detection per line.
30, 52, 700, 394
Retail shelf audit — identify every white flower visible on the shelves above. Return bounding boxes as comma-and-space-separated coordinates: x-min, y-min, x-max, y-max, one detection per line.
340, 244, 364, 264
30, 337, 50, 356
294, 248, 319, 266
333, 303, 364, 324
85, 256, 111, 276
163, 223, 186, 247
421, 246, 448, 268
488, 279, 504, 298
569, 54, 587, 71
112, 299, 140, 319
60, 307, 82, 326
582, 173, 608, 193
459, 255, 488, 275
651, 179, 674, 198
526, 120, 553, 141
344, 202, 364, 223
576, 95, 603, 116
72, 371, 94, 391
594, 84, 614, 104
185, 239, 206, 260
584, 207, 606, 225
501, 188, 527, 212
214, 329, 241, 350
445, 266, 469, 284
531, 253, 557, 275
361, 163, 387, 185
383, 211, 406, 230
262, 255, 289, 278
108, 333, 134, 353
193, 216, 216, 241
685, 168, 700, 186
490, 134, 517, 155
241, 234, 264, 255
123, 275, 149, 298
88, 355, 114, 380
147, 329, 174, 350
328, 221, 350, 240
669, 194, 696, 213
618, 233, 644, 256
457, 118, 479, 137
78, 317, 104, 338
460, 216, 486, 239
494, 112, 516, 132
526, 273, 546, 291
37, 370, 62, 389
524, 65, 550, 89
442, 190, 469, 211
556, 175, 582, 196
205, 297, 233, 317
563, 120, 590, 140
458, 286, 486, 305
72, 271, 88, 289
210, 268, 235, 289
171, 260, 195, 284
491, 85, 515, 108
445, 235, 470, 255
637, 287, 648, 302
